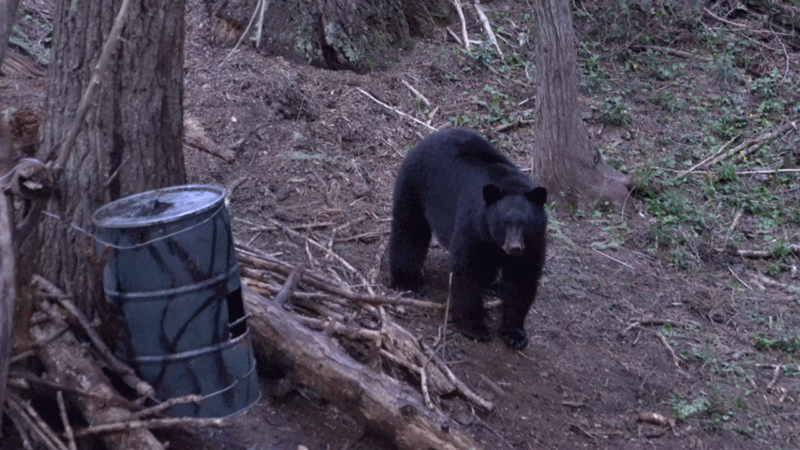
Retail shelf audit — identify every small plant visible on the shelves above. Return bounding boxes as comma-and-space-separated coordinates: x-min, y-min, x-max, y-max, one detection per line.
672, 394, 710, 422
593, 96, 632, 126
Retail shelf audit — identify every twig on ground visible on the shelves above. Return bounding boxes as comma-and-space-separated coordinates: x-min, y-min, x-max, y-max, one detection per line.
728, 266, 752, 290
722, 245, 800, 260
472, 0, 503, 56
656, 333, 682, 369
590, 248, 633, 270
56, 391, 77, 450
633, 45, 711, 61
401, 79, 431, 108
674, 133, 740, 180
421, 342, 493, 411
74, 417, 228, 437
718, 208, 744, 252
8, 371, 130, 406
452, 0, 470, 53
6, 393, 69, 450
356, 88, 437, 132
756, 363, 784, 392
269, 218, 375, 296
32, 275, 154, 399
220, 0, 264, 66
237, 249, 444, 310
129, 395, 203, 420
274, 263, 305, 306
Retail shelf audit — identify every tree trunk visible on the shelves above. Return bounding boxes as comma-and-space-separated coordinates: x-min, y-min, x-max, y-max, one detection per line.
209, 0, 455, 73
29, 0, 187, 316
0, 0, 21, 71
531, 0, 632, 211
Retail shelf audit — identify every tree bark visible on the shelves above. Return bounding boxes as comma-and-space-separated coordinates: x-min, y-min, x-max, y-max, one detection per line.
242, 286, 480, 450
531, 0, 632, 211
0, 0, 21, 71
0, 120, 15, 406
210, 0, 455, 73
29, 0, 187, 316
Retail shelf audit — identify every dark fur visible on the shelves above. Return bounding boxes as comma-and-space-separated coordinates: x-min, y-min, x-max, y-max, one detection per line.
389, 129, 547, 349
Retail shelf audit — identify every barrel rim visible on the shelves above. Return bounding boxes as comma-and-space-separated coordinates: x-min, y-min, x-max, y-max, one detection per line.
92, 184, 226, 229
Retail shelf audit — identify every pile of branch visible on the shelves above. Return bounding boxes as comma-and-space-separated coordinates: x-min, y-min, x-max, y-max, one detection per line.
3, 277, 227, 450
237, 245, 494, 436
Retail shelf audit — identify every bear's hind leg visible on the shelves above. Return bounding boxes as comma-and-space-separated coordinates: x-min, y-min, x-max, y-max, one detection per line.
389, 200, 432, 291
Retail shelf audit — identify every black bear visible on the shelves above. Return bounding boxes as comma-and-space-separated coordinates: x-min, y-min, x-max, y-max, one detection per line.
389, 128, 547, 350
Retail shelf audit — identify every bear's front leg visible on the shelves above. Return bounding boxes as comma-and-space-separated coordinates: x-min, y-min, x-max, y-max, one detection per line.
498, 256, 543, 350
449, 242, 496, 343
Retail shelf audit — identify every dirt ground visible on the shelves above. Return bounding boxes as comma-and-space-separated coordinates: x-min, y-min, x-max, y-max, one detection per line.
2, 0, 799, 449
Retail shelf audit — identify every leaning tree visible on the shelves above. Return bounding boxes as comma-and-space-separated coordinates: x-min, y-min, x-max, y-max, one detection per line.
24, 0, 187, 317
531, 0, 633, 210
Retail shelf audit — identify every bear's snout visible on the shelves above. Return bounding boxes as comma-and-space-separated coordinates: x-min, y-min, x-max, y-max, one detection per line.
502, 226, 525, 256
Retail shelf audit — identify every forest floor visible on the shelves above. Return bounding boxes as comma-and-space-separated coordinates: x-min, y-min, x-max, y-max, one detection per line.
2, 0, 800, 449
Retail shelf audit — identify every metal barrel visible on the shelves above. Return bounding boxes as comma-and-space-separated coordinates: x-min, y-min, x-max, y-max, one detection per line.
93, 185, 260, 418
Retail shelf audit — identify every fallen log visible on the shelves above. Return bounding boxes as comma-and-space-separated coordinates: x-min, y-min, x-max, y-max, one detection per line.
30, 302, 164, 450
242, 285, 480, 450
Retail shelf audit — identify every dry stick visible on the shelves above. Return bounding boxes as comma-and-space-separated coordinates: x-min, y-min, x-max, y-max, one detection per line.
74, 417, 228, 437
268, 218, 376, 296
619, 318, 696, 337
420, 342, 494, 411
4, 403, 36, 450
656, 333, 682, 370
446, 27, 463, 45
56, 392, 77, 450
729, 245, 800, 260
273, 264, 306, 306
728, 266, 752, 290
220, 0, 264, 66
452, 0, 470, 52
295, 315, 382, 341
757, 363, 784, 391
632, 45, 712, 62
590, 248, 634, 270
737, 168, 800, 175
236, 250, 444, 310
48, 0, 131, 166
32, 275, 155, 399
472, 0, 503, 56
718, 208, 744, 252
674, 133, 740, 180
400, 79, 431, 108
7, 393, 69, 450
355, 88, 437, 132
378, 349, 435, 410
731, 122, 796, 165
8, 372, 130, 407
129, 395, 203, 420
702, 7, 772, 34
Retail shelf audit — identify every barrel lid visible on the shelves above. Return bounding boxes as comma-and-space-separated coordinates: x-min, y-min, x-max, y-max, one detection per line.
92, 185, 226, 229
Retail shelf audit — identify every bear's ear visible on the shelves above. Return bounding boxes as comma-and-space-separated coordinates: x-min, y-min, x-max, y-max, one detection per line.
526, 187, 547, 206
483, 184, 504, 205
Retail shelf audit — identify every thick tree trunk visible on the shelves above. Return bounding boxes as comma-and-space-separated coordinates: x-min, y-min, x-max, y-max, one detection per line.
0, 0, 21, 71
531, 0, 632, 211
210, 0, 455, 73
30, 0, 187, 316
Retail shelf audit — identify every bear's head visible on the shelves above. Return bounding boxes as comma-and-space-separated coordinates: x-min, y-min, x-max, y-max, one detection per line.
483, 184, 547, 257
